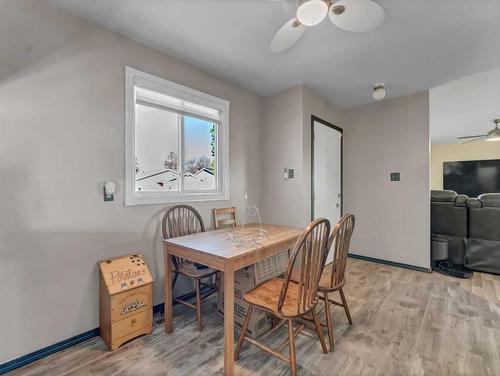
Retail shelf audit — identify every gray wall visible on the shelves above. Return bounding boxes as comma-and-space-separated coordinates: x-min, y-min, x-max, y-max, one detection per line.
0, 1, 263, 363
261, 86, 305, 227
343, 92, 431, 269
261, 86, 344, 228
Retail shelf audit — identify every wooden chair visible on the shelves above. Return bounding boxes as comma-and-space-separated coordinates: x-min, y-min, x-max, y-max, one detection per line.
213, 207, 237, 229
162, 205, 219, 331
318, 213, 356, 351
235, 218, 331, 376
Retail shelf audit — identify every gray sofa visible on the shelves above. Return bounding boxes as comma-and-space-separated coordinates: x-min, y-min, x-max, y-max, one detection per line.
465, 193, 500, 274
431, 190, 468, 268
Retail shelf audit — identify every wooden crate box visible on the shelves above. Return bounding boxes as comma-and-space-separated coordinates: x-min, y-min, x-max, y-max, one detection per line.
99, 253, 154, 351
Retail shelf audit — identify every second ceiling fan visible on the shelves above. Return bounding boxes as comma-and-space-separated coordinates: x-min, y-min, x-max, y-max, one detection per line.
458, 119, 500, 143
271, 0, 386, 53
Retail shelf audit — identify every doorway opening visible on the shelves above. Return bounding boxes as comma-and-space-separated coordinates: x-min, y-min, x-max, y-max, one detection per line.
311, 115, 343, 264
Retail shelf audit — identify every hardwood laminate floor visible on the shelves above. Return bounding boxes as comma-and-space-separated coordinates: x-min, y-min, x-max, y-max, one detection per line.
433, 267, 500, 305
8, 259, 500, 376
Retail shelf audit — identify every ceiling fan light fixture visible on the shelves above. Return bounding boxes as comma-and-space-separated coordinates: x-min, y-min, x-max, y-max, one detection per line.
372, 83, 386, 101
332, 4, 346, 16
270, 18, 306, 53
297, 0, 328, 26
486, 119, 500, 142
328, 0, 385, 32
486, 135, 500, 142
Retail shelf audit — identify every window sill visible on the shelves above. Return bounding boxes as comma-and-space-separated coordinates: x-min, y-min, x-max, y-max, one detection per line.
125, 191, 230, 206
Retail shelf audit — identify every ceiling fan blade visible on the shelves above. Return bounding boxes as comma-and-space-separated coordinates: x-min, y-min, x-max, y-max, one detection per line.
461, 137, 486, 144
271, 18, 306, 53
329, 0, 385, 32
457, 134, 486, 139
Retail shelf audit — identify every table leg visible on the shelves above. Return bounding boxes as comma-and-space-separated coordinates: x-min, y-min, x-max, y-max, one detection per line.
224, 265, 234, 376
164, 246, 173, 334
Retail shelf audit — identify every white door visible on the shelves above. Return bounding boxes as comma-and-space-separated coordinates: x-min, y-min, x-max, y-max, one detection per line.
312, 117, 342, 264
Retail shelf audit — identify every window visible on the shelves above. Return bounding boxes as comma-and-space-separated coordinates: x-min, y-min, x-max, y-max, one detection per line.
125, 67, 229, 205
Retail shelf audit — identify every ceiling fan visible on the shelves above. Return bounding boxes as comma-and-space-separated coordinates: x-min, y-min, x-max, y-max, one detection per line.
270, 0, 386, 53
458, 119, 500, 143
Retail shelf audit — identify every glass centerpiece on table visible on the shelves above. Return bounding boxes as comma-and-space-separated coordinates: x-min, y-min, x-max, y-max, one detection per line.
227, 195, 267, 248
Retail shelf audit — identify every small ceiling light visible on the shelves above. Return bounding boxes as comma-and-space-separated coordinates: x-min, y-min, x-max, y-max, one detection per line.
297, 0, 328, 27
486, 119, 500, 142
372, 83, 386, 101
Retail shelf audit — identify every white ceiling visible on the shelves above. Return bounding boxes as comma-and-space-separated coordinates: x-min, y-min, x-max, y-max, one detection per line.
430, 67, 500, 144
50, 0, 500, 107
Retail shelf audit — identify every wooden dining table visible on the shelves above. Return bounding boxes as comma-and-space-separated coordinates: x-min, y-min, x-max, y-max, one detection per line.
163, 223, 301, 375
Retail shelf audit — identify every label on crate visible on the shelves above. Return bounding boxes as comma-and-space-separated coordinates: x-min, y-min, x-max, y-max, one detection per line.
99, 254, 153, 295
121, 300, 145, 315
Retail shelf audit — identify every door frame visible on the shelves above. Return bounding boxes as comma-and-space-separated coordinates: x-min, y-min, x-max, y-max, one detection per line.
311, 115, 343, 221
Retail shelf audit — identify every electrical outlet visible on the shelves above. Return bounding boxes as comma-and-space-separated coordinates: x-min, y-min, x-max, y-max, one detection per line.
288, 169, 294, 179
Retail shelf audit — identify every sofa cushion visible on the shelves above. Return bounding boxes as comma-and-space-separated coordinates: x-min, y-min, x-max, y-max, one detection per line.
466, 198, 482, 208
431, 190, 457, 202
469, 207, 500, 241
478, 193, 500, 207
455, 194, 468, 207
466, 238, 500, 274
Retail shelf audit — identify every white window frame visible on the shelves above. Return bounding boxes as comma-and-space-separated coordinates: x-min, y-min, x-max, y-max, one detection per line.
125, 66, 230, 206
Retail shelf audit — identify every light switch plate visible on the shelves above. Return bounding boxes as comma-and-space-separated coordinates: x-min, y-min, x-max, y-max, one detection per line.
390, 172, 400, 182
103, 187, 114, 201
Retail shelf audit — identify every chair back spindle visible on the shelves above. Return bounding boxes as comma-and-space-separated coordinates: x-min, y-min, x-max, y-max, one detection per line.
162, 205, 205, 269
325, 214, 356, 289
213, 207, 237, 229
278, 218, 331, 316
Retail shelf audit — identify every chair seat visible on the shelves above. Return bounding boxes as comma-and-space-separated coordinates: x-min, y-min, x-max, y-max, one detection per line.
318, 262, 344, 292
176, 263, 218, 279
243, 278, 306, 318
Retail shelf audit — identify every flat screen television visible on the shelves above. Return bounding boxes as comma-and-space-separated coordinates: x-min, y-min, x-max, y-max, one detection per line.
443, 159, 500, 198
